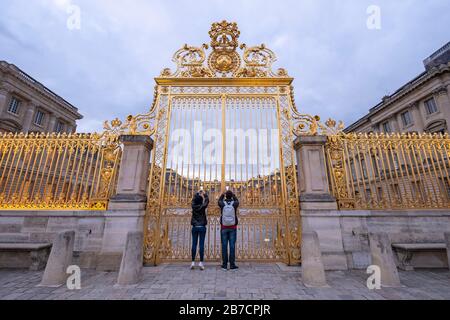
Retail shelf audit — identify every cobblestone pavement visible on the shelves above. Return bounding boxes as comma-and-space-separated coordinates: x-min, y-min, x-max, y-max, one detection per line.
0, 263, 449, 300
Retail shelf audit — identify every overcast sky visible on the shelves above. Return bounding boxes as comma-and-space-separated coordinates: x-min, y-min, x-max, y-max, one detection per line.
1, 0, 449, 132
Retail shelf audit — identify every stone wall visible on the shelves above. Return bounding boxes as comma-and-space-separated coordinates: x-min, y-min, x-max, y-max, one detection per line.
301, 209, 450, 270
0, 209, 144, 270
2, 209, 450, 270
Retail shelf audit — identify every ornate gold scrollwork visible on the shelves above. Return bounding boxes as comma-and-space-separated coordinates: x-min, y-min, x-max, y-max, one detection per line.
288, 86, 345, 136
326, 134, 355, 209
236, 44, 285, 78
157, 20, 290, 79
103, 86, 160, 136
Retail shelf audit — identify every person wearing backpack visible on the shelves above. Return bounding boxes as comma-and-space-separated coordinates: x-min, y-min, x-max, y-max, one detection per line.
218, 190, 239, 271
191, 190, 209, 270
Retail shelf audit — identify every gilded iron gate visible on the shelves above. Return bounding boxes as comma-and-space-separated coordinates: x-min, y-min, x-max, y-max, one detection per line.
156, 95, 286, 262
103, 21, 340, 265
142, 84, 303, 265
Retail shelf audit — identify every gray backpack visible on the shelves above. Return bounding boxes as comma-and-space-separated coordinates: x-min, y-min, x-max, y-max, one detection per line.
222, 200, 236, 226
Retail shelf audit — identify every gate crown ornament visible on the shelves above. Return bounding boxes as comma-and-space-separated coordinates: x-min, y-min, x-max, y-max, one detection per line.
160, 20, 289, 78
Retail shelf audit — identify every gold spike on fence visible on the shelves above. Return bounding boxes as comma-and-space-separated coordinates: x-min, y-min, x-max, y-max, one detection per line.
0, 132, 122, 210
326, 132, 450, 210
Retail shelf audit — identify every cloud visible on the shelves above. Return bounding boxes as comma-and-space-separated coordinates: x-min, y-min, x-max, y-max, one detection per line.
0, 0, 449, 132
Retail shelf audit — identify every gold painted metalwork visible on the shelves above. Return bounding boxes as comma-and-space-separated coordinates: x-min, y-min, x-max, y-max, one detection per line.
289, 86, 345, 136
140, 84, 309, 265
158, 20, 289, 79
103, 86, 160, 136
137, 21, 311, 265
326, 132, 450, 210
0, 132, 121, 210
105, 21, 343, 265
156, 208, 286, 261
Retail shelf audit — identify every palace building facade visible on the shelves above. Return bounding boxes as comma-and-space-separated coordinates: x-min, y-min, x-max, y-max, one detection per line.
0, 61, 83, 133
345, 42, 450, 134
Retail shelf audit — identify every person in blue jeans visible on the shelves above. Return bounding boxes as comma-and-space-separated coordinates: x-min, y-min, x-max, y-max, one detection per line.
218, 190, 239, 271
190, 190, 209, 270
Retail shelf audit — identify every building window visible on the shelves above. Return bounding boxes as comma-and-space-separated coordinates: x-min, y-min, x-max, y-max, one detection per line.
376, 187, 383, 202
55, 121, 64, 133
425, 120, 447, 134
391, 184, 401, 201
382, 121, 392, 133
349, 160, 357, 181
371, 155, 379, 177
401, 111, 413, 127
440, 178, 450, 199
34, 110, 45, 126
360, 157, 368, 179
8, 97, 21, 114
424, 97, 438, 115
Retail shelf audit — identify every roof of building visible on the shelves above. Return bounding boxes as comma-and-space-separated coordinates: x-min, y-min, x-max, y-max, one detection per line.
0, 61, 83, 119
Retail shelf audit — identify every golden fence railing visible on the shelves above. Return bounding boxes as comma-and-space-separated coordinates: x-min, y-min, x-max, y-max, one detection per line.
0, 132, 122, 210
325, 132, 450, 210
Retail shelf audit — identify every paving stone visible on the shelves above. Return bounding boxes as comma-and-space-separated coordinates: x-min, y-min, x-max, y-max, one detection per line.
0, 263, 449, 300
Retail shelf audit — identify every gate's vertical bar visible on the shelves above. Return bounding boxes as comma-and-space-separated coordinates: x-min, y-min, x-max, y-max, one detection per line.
185, 100, 193, 204
221, 94, 226, 192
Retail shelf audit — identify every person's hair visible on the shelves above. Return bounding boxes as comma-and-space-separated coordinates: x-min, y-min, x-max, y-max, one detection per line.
225, 190, 233, 199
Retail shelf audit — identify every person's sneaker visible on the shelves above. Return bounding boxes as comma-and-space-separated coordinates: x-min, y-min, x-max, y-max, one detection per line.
230, 265, 239, 270
199, 262, 205, 271
190, 262, 195, 270
221, 265, 228, 271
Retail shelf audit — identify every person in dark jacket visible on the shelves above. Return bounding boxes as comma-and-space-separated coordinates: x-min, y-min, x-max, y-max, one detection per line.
191, 190, 209, 270
218, 190, 239, 271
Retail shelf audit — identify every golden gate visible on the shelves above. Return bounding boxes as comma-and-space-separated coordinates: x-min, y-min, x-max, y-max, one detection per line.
108, 21, 312, 265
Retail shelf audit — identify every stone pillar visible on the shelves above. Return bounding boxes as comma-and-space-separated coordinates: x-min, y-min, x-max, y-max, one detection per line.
368, 232, 401, 287
390, 117, 400, 132
0, 88, 9, 114
295, 135, 336, 210
435, 87, 450, 126
116, 231, 144, 286
444, 232, 450, 270
112, 135, 153, 202
395, 113, 404, 131
39, 230, 75, 287
301, 231, 328, 287
22, 103, 36, 133
97, 135, 153, 271
47, 114, 57, 132
411, 103, 425, 130
295, 135, 348, 271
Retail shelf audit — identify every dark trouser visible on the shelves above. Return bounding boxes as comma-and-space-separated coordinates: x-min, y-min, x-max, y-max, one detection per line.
221, 228, 237, 267
191, 226, 207, 262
